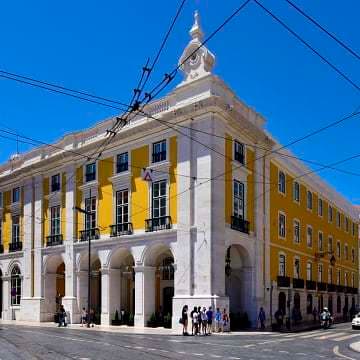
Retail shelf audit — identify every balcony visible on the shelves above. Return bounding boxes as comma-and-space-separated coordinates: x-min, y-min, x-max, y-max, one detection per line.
9, 242, 23, 252
79, 228, 100, 242
277, 276, 290, 287
46, 234, 63, 247
344, 286, 353, 294
230, 216, 250, 234
327, 283, 336, 292
0, 244, 3, 254
145, 216, 172, 232
306, 280, 316, 290
336, 285, 344, 293
317, 282, 327, 291
293, 278, 304, 289
110, 223, 133, 237
351, 288, 359, 294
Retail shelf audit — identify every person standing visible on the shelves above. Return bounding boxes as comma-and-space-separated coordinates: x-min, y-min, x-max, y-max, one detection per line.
89, 308, 95, 327
197, 307, 202, 334
193, 308, 199, 335
222, 308, 229, 332
258, 307, 266, 329
58, 305, 67, 327
206, 307, 213, 334
190, 306, 197, 335
81, 307, 87, 327
215, 308, 222, 332
201, 307, 208, 335
312, 307, 318, 323
181, 305, 189, 336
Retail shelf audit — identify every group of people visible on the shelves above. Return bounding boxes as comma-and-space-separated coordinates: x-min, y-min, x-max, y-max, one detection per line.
181, 306, 229, 335
57, 306, 96, 327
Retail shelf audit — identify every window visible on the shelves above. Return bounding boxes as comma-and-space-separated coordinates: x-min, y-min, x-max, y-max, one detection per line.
51, 174, 61, 192
336, 269, 341, 285
85, 163, 96, 182
318, 232, 323, 251
306, 262, 312, 281
318, 198, 323, 216
50, 206, 61, 236
345, 218, 349, 232
278, 213, 286, 238
293, 220, 300, 244
12, 215, 20, 243
85, 197, 96, 230
279, 254, 286, 276
328, 236, 333, 253
337, 296, 341, 313
352, 223, 356, 236
307, 294, 313, 314
318, 263, 323, 282
294, 258, 300, 279
12, 187, 20, 203
293, 181, 300, 202
352, 273, 355, 288
234, 140, 245, 164
278, 171, 286, 194
351, 248, 355, 263
336, 241, 341, 258
152, 180, 167, 219
0, 217, 2, 244
328, 267, 333, 284
0, 192, 2, 207
116, 190, 129, 225
344, 272, 348, 287
328, 205, 333, 222
162, 257, 174, 280
307, 191, 312, 210
116, 152, 128, 173
152, 140, 166, 163
307, 226, 313, 247
11, 266, 21, 306
233, 180, 245, 219
344, 244, 348, 260
336, 212, 341, 228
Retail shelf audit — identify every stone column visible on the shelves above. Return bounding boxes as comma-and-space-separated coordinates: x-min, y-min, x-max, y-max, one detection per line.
76, 271, 88, 313
100, 268, 110, 325
2, 277, 10, 320
134, 266, 155, 327
108, 269, 121, 324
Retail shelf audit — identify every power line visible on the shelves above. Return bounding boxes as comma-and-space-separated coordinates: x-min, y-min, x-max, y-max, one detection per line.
284, 0, 360, 61
253, 0, 360, 92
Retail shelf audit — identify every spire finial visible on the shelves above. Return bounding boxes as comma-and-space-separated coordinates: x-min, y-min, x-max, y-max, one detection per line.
190, 10, 203, 40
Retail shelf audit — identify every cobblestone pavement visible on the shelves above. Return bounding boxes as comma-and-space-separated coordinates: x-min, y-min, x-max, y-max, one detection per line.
0, 322, 359, 359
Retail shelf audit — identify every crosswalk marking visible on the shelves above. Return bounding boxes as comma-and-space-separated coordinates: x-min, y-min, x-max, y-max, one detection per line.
333, 334, 360, 341
298, 331, 331, 339
315, 332, 346, 340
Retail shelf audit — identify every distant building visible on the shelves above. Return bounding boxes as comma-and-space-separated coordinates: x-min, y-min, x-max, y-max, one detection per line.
0, 12, 358, 328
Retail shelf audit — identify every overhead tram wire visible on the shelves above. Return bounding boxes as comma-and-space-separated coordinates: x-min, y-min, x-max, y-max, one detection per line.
284, 0, 360, 61
253, 0, 360, 93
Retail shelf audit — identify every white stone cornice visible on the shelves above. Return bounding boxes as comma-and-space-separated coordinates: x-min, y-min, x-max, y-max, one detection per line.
78, 180, 99, 198
109, 172, 131, 190
9, 201, 21, 215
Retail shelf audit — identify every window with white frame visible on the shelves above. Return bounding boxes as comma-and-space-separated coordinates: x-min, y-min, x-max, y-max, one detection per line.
345, 218, 349, 232
344, 272, 348, 287
352, 273, 355, 288
294, 220, 300, 243
328, 267, 333, 284
293, 181, 300, 202
328, 236, 333, 253
152, 180, 167, 219
85, 197, 96, 230
336, 269, 341, 285
12, 187, 20, 203
11, 266, 21, 306
328, 205, 333, 222
307, 226, 313, 247
50, 206, 61, 236
336, 211, 341, 228
85, 163, 96, 182
233, 180, 245, 219
318, 263, 323, 282
278, 171, 286, 194
351, 248, 355, 263
234, 140, 245, 164
51, 174, 61, 192
12, 215, 20, 243
152, 140, 166, 163
307, 191, 312, 210
336, 241, 341, 258
279, 254, 286, 276
278, 213, 286, 238
318, 232, 323, 251
306, 262, 312, 281
344, 244, 348, 260
116, 152, 128, 173
116, 189, 129, 225
318, 198, 323, 216
294, 258, 300, 279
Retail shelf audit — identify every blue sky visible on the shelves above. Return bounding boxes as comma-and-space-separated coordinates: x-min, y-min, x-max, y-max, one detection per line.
0, 0, 359, 203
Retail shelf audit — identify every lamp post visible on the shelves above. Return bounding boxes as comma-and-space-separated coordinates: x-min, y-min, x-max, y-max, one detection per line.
74, 193, 92, 328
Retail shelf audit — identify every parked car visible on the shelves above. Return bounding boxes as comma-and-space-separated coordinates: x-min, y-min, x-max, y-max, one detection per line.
352, 313, 360, 330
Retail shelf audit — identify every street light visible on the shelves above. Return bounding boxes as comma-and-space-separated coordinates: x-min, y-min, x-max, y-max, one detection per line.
74, 200, 92, 328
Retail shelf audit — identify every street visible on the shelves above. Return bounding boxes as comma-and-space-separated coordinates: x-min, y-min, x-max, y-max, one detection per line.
0, 323, 359, 360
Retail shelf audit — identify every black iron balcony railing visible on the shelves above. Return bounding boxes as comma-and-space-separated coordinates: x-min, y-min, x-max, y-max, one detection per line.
230, 216, 250, 234
110, 223, 133, 237
327, 283, 336, 292
306, 280, 316, 290
152, 151, 166, 163
336, 285, 344, 293
277, 276, 290, 287
145, 216, 172, 232
317, 282, 327, 291
9, 242, 23, 252
344, 286, 353, 294
0, 244, 3, 254
293, 278, 304, 289
79, 228, 100, 242
352, 287, 359, 294
46, 234, 63, 247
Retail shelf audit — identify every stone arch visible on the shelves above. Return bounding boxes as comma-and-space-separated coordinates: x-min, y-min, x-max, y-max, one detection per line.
43, 253, 65, 275
142, 242, 175, 267
77, 249, 101, 272
7, 260, 22, 276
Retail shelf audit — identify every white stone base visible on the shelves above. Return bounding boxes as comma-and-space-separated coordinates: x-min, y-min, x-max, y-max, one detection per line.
19, 298, 47, 322
62, 296, 80, 324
